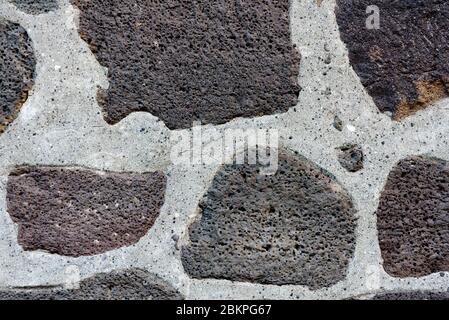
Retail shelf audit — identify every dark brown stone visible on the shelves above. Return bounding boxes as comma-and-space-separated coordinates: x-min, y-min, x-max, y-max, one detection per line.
181, 148, 357, 289
377, 156, 449, 277
71, 0, 300, 130
335, 0, 449, 120
6, 166, 167, 257
0, 18, 35, 134
336, 144, 364, 173
372, 291, 449, 300
0, 269, 183, 300
9, 0, 59, 14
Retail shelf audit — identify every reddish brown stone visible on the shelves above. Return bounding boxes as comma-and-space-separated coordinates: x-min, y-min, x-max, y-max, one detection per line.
71, 0, 300, 130
377, 156, 449, 277
0, 269, 183, 300
0, 18, 35, 134
6, 167, 166, 257
335, 0, 449, 119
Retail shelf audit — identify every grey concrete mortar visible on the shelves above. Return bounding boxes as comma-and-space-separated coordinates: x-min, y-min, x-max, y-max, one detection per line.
0, 0, 448, 299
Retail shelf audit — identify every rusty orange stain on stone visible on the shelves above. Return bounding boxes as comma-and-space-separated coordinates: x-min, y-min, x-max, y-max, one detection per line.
394, 80, 448, 120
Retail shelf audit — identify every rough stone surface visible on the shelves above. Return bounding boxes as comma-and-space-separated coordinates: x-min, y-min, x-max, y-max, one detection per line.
0, 18, 35, 134
181, 149, 357, 290
1, 0, 449, 300
0, 269, 183, 300
377, 156, 449, 277
336, 144, 364, 172
372, 291, 449, 301
335, 0, 449, 120
71, 0, 300, 130
9, 0, 59, 15
6, 167, 167, 257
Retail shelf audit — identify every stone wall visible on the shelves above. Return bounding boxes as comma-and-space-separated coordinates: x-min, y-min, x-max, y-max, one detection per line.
0, 0, 448, 300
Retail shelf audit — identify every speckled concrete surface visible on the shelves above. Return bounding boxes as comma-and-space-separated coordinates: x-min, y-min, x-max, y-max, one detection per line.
0, 0, 448, 300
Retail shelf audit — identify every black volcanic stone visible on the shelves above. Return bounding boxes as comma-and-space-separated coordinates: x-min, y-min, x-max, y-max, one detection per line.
0, 18, 35, 134
71, 0, 300, 130
377, 156, 449, 277
336, 144, 364, 173
6, 166, 167, 257
0, 269, 183, 300
9, 0, 59, 14
335, 0, 449, 120
181, 148, 357, 289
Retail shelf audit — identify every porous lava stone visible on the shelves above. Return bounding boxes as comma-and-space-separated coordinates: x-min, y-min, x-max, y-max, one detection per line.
0, 269, 183, 300
0, 18, 35, 134
335, 0, 449, 120
377, 156, 449, 277
71, 0, 300, 130
372, 291, 449, 301
336, 144, 364, 173
6, 166, 167, 257
9, 0, 59, 14
181, 148, 357, 289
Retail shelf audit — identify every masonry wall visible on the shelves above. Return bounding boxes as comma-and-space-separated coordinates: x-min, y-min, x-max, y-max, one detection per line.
0, 0, 449, 300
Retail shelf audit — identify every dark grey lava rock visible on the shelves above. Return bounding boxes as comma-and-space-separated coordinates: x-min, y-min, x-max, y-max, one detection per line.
6, 166, 167, 257
181, 148, 357, 289
377, 156, 449, 277
335, 0, 449, 120
9, 0, 59, 14
336, 144, 364, 172
373, 291, 449, 300
0, 18, 35, 134
0, 269, 183, 300
71, 0, 300, 130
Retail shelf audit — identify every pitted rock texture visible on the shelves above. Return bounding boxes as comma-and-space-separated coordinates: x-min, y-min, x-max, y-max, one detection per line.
181, 149, 357, 289
377, 156, 449, 277
335, 0, 449, 120
372, 291, 449, 301
9, 0, 59, 14
0, 18, 35, 134
0, 269, 183, 300
6, 167, 167, 257
71, 0, 300, 130
336, 144, 364, 173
